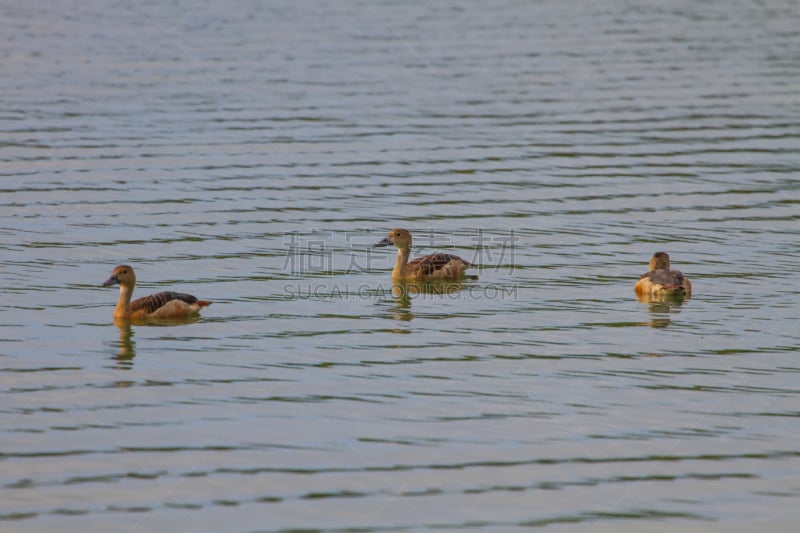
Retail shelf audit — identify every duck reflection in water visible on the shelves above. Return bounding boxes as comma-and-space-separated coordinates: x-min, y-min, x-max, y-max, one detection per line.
112, 318, 136, 368
108, 315, 203, 369
636, 291, 689, 329
387, 280, 469, 323
390, 283, 413, 323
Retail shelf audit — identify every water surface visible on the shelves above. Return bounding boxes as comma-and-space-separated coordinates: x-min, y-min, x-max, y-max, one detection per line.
2, 0, 799, 531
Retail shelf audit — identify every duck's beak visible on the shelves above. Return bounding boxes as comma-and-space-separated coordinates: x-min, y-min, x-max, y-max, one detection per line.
102, 274, 120, 287
374, 237, 391, 248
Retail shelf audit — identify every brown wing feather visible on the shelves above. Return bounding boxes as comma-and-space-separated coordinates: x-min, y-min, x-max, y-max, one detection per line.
409, 253, 468, 276
131, 291, 199, 314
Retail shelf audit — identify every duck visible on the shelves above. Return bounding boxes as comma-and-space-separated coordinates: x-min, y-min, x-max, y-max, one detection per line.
634, 252, 692, 297
101, 265, 211, 320
373, 228, 471, 281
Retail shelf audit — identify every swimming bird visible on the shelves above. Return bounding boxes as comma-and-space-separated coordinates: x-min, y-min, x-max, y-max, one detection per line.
634, 252, 692, 297
101, 265, 211, 320
373, 228, 471, 281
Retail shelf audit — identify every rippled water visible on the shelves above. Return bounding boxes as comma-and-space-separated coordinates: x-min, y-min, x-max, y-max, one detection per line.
2, 0, 799, 531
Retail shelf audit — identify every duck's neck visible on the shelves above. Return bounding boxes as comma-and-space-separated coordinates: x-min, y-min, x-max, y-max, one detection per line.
114, 284, 134, 318
392, 246, 411, 279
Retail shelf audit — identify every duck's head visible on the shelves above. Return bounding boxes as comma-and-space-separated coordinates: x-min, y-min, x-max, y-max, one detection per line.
102, 264, 136, 287
649, 252, 671, 271
374, 228, 412, 249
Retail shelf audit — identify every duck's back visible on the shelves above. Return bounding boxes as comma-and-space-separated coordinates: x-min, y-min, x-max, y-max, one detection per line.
409, 253, 470, 280
648, 269, 685, 288
131, 291, 211, 318
636, 269, 691, 295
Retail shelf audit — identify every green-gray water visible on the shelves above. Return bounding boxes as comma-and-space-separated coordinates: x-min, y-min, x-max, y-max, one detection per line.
2, 1, 798, 531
